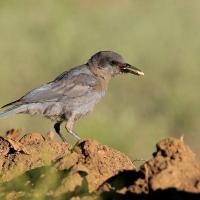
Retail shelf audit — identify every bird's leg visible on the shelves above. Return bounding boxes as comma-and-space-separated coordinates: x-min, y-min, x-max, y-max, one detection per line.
65, 118, 81, 141
54, 121, 67, 142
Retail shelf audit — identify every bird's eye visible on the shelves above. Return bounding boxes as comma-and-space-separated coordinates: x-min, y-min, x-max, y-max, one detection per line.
110, 61, 117, 66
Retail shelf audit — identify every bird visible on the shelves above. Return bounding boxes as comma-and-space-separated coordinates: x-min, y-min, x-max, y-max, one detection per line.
0, 51, 144, 142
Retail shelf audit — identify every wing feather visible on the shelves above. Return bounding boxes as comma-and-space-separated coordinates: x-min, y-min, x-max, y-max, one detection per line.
20, 72, 96, 103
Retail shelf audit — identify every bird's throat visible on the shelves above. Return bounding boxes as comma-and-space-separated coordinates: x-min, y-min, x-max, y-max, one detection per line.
89, 66, 111, 92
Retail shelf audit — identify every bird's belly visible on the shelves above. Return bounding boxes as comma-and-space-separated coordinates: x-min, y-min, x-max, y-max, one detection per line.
42, 102, 66, 121
33, 91, 105, 122
64, 91, 105, 120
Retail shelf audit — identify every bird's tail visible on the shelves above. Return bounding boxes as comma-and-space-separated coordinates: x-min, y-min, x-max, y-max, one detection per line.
0, 106, 26, 118
0, 111, 12, 118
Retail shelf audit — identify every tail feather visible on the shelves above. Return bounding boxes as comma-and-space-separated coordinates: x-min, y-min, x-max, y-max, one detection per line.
0, 106, 26, 118
1, 99, 20, 108
0, 111, 13, 118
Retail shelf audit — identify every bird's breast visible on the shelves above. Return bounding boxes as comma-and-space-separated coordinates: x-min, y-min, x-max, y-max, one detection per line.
64, 90, 105, 121
94, 76, 111, 92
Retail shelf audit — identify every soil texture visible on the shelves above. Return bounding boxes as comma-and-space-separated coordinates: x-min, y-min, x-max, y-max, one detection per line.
0, 129, 200, 200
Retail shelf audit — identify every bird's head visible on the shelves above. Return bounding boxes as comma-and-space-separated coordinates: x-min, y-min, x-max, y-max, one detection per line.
87, 51, 144, 77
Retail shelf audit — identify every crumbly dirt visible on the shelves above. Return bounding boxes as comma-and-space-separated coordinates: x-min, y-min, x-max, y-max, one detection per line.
0, 129, 135, 200
0, 129, 200, 200
99, 137, 200, 200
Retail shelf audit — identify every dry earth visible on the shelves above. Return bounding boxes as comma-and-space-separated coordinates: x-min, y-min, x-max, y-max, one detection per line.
0, 129, 200, 200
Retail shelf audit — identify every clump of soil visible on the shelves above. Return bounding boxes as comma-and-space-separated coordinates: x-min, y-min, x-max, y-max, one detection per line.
55, 139, 135, 193
144, 137, 200, 192
99, 137, 200, 200
0, 129, 69, 182
0, 129, 200, 200
0, 129, 135, 199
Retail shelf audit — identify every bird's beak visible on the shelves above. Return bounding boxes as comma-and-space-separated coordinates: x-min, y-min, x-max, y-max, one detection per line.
121, 63, 144, 76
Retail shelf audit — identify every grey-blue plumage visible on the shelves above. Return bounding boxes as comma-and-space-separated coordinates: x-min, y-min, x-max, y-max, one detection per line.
0, 51, 144, 141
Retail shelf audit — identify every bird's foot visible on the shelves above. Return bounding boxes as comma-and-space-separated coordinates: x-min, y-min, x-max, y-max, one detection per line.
67, 129, 81, 141
59, 134, 68, 144
72, 132, 81, 141
69, 137, 85, 153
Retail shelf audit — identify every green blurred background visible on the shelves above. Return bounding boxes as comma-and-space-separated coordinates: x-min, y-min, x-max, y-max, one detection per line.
0, 0, 199, 160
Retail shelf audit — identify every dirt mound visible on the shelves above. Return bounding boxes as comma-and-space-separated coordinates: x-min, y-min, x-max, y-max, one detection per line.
0, 130, 200, 200
0, 129, 69, 182
0, 129, 134, 199
99, 137, 200, 200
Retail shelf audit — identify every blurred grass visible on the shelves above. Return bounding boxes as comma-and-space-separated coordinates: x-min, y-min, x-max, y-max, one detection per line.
0, 0, 200, 160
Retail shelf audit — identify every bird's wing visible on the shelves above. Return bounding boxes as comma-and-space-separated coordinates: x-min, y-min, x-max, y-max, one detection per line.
18, 70, 97, 104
